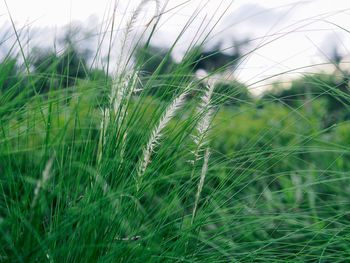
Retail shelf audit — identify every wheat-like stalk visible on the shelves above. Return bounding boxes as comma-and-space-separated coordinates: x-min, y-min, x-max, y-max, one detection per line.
190, 82, 215, 225
113, 72, 139, 164
96, 72, 139, 192
97, 108, 110, 167
191, 147, 210, 225
190, 83, 215, 165
100, 0, 158, 174
116, 1, 146, 76
137, 89, 189, 189
111, 71, 139, 124
32, 155, 54, 208
97, 71, 139, 165
115, 0, 160, 78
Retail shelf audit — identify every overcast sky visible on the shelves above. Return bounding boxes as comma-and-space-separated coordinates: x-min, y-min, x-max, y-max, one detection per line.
1, 0, 349, 93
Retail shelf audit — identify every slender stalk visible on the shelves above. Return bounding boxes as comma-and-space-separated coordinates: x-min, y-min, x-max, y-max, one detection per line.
191, 147, 210, 225
32, 155, 54, 208
190, 82, 215, 177
137, 89, 189, 189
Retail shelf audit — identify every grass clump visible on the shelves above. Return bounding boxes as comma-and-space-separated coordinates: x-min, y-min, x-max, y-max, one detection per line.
1, 1, 350, 262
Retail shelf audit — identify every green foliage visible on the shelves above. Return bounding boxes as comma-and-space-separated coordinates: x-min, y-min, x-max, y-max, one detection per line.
136, 45, 178, 76
0, 56, 21, 92
135, 44, 251, 105
186, 42, 243, 73
0, 56, 31, 119
1, 4, 350, 263
213, 80, 251, 105
135, 44, 190, 100
30, 44, 89, 92
263, 71, 350, 126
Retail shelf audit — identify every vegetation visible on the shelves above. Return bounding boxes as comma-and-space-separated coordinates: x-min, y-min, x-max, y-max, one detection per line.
1, 2, 350, 262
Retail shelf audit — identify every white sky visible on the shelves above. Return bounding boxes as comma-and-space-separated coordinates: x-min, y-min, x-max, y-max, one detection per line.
1, 0, 350, 93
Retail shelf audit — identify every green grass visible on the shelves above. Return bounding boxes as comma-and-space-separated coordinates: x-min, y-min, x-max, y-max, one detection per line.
1, 1, 350, 262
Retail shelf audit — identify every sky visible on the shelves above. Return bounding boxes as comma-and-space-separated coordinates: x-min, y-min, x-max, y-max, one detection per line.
1, 0, 350, 93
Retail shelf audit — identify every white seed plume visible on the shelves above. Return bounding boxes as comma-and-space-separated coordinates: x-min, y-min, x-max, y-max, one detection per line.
32, 155, 54, 208
113, 72, 139, 163
191, 83, 215, 164
111, 71, 139, 121
115, 0, 160, 78
96, 73, 139, 191
191, 147, 210, 225
137, 90, 188, 188
190, 81, 215, 225
96, 108, 110, 191
97, 108, 110, 166
95, 0, 159, 191
97, 72, 139, 167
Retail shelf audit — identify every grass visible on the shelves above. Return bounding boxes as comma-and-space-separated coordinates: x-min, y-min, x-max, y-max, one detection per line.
1, 1, 350, 262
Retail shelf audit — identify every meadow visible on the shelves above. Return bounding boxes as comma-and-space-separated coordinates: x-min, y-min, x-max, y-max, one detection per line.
1, 1, 350, 262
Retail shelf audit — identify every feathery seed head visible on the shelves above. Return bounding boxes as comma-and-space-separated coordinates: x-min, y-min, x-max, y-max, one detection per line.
136, 88, 189, 189
191, 147, 210, 225
32, 155, 54, 208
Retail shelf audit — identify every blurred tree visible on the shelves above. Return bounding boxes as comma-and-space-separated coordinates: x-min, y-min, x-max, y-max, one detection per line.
136, 45, 178, 76
0, 56, 21, 93
30, 24, 93, 92
330, 46, 343, 67
213, 80, 251, 106
185, 40, 247, 73
134, 41, 251, 104
0, 55, 31, 117
135, 44, 185, 99
192, 43, 241, 72
31, 45, 89, 92
262, 72, 350, 127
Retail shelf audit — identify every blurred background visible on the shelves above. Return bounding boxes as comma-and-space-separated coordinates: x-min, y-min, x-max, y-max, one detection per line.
1, 0, 350, 128
2, 2, 350, 261
1, 0, 350, 94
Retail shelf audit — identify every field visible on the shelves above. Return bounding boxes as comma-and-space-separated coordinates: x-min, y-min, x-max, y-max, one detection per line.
1, 1, 350, 262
